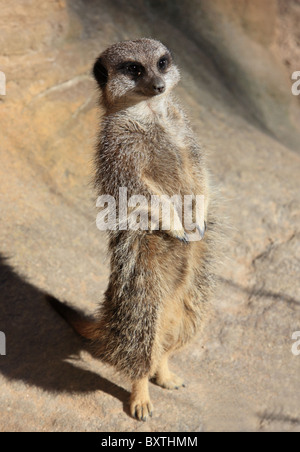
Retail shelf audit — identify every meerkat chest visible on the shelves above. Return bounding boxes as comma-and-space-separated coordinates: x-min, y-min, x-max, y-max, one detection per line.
128, 102, 199, 191
144, 122, 197, 194
135, 99, 189, 150
162, 117, 188, 150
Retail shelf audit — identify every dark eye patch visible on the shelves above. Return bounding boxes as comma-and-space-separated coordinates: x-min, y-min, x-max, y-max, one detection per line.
158, 54, 171, 72
93, 57, 108, 88
117, 61, 144, 78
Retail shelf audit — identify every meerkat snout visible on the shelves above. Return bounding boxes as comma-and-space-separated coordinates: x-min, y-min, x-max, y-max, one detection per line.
93, 38, 180, 109
151, 76, 165, 94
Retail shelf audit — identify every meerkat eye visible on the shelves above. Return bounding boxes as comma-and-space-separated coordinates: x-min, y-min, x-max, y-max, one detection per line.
117, 61, 144, 78
127, 64, 143, 77
158, 56, 170, 72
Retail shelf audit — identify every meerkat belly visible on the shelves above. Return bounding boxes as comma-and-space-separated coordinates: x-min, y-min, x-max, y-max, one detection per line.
159, 295, 186, 351
156, 237, 208, 352
158, 285, 203, 351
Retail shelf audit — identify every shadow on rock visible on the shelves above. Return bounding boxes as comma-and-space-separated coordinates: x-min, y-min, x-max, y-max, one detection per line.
0, 253, 129, 406
220, 277, 300, 308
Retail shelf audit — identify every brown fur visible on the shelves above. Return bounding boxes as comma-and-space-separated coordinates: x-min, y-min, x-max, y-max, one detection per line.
50, 39, 219, 421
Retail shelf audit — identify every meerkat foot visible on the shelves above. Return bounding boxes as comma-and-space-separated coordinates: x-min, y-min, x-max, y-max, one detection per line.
130, 400, 153, 422
154, 354, 185, 389
130, 377, 153, 421
155, 371, 185, 390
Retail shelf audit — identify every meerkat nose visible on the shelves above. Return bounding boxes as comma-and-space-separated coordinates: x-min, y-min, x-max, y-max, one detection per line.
152, 77, 165, 94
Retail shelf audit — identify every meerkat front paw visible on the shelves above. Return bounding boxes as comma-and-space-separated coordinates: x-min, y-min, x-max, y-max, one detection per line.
130, 398, 153, 422
154, 372, 185, 390
171, 229, 189, 244
196, 221, 207, 239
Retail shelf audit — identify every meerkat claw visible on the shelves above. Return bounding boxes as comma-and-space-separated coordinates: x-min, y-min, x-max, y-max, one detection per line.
132, 402, 153, 422
196, 221, 207, 239
175, 231, 189, 244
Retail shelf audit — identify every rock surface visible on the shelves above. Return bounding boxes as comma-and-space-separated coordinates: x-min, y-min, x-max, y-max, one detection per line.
0, 0, 299, 432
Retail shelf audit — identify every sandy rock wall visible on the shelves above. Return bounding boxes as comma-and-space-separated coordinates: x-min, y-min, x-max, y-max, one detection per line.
149, 0, 300, 150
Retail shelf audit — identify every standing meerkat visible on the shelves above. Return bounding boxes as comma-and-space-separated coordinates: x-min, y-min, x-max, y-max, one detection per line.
49, 38, 218, 421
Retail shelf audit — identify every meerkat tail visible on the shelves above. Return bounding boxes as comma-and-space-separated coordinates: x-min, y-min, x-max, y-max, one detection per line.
46, 295, 99, 341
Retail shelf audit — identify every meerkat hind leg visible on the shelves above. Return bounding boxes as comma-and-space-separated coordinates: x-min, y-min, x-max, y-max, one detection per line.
130, 376, 153, 421
154, 352, 185, 390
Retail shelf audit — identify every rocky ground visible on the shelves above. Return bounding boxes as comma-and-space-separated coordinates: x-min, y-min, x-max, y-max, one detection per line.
0, 0, 299, 432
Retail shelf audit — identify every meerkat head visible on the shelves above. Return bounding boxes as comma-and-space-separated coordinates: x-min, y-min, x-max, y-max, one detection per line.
93, 38, 180, 109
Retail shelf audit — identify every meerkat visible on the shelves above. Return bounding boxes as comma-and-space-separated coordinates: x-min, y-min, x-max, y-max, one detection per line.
49, 38, 218, 421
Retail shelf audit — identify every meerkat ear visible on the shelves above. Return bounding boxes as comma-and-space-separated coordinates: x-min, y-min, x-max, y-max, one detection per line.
93, 57, 108, 89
